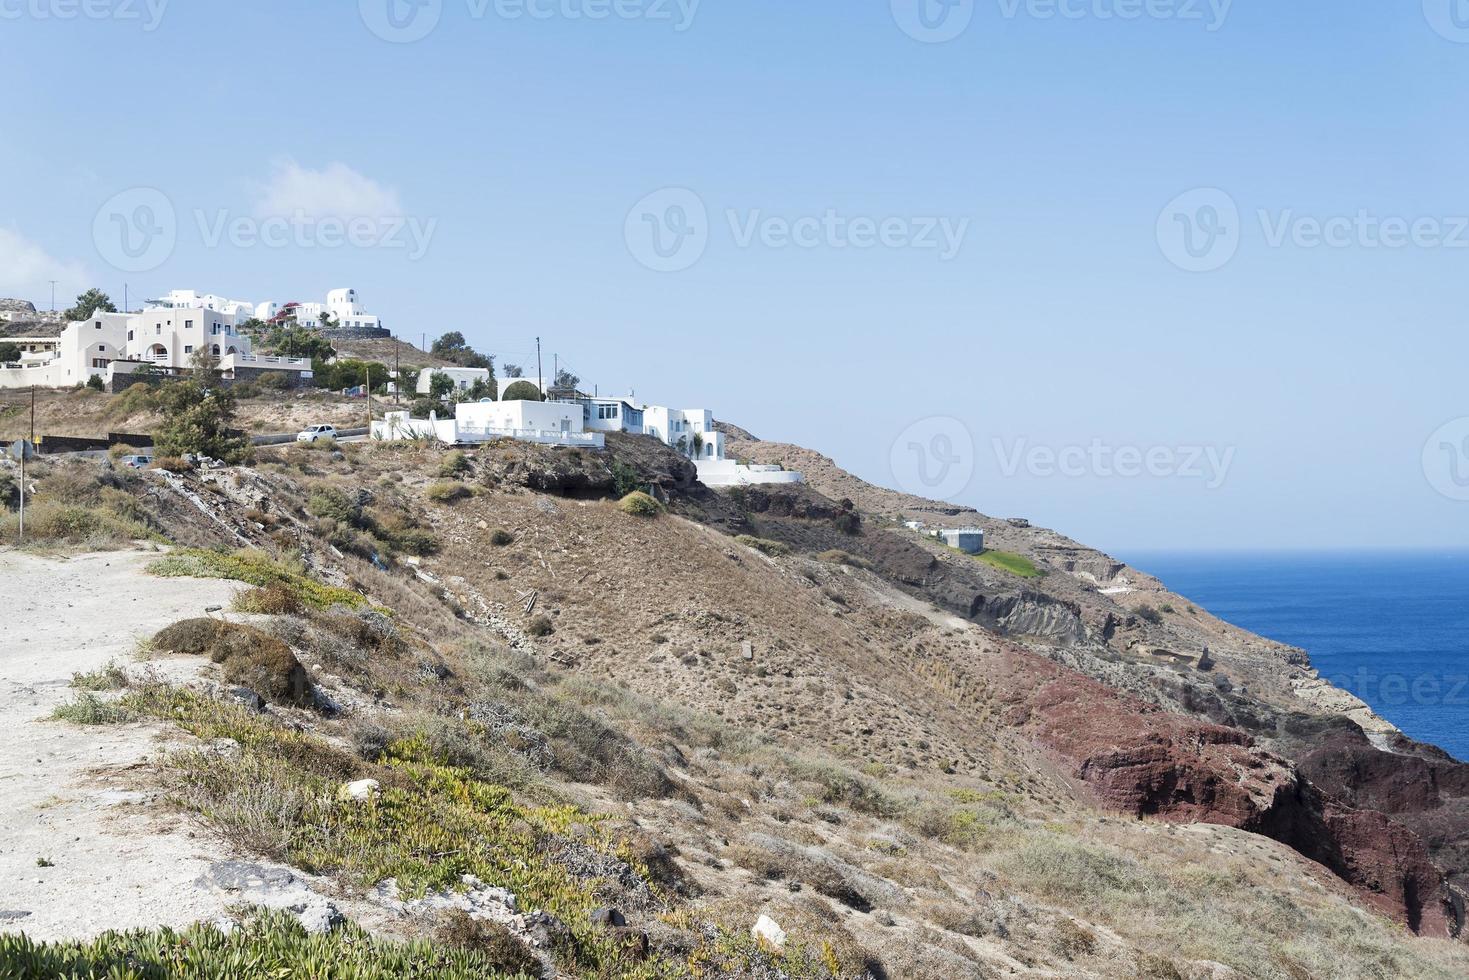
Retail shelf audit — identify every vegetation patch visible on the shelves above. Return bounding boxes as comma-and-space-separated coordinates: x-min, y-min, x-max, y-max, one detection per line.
0, 908, 532, 979
147, 548, 370, 610
735, 534, 790, 558
52, 692, 136, 725
975, 549, 1044, 579
151, 618, 311, 707
0, 500, 155, 550
617, 491, 662, 517
425, 480, 472, 503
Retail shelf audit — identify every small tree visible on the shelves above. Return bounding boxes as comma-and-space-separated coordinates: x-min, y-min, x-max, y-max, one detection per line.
502, 363, 523, 378
431, 331, 493, 370
151, 380, 250, 463
0, 341, 21, 363
428, 372, 456, 400
189, 345, 221, 379
85, 374, 105, 391
502, 380, 543, 402
64, 288, 117, 322
462, 377, 497, 402
554, 368, 580, 391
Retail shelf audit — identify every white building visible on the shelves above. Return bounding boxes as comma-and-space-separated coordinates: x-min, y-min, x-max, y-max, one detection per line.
260, 288, 383, 332
417, 366, 493, 395
0, 304, 312, 390
372, 399, 602, 448
934, 527, 985, 554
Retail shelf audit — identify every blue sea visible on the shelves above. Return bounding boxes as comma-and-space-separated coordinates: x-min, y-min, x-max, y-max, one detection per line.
1120, 551, 1469, 763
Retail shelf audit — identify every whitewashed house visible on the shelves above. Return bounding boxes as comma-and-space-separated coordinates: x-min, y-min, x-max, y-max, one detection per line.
372, 398, 602, 448
417, 366, 493, 395
0, 301, 312, 390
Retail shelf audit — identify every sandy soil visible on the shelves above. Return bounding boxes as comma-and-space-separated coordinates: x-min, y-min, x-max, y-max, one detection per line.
0, 550, 245, 940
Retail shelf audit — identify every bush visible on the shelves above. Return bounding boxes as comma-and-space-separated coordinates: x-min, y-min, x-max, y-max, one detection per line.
435, 912, 540, 975
1135, 604, 1164, 625
426, 481, 471, 503
307, 485, 361, 524
150, 456, 195, 473
438, 450, 470, 477
52, 693, 135, 725
153, 617, 311, 707
0, 500, 153, 550
526, 615, 555, 637
617, 491, 661, 517
611, 460, 641, 498
735, 534, 790, 557
85, 374, 105, 391
233, 584, 305, 616
151, 380, 250, 463
489, 528, 514, 546
501, 380, 543, 402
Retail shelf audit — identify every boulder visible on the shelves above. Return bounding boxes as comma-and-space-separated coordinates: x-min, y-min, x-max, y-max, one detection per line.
751, 914, 786, 951
342, 778, 381, 802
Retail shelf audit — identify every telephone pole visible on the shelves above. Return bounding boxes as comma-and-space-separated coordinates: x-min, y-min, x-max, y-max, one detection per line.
535, 337, 543, 396
48, 281, 57, 311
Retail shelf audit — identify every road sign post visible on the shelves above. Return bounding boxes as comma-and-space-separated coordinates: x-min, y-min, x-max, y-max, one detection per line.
11, 439, 34, 544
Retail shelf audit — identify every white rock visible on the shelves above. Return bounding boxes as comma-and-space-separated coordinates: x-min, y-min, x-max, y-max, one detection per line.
343, 778, 381, 801
751, 914, 786, 951
295, 900, 344, 935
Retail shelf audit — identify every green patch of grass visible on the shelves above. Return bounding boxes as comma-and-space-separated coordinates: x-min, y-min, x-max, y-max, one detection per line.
425, 480, 472, 503
734, 534, 790, 558
52, 693, 136, 725
975, 549, 1044, 579
147, 548, 370, 611
0, 500, 157, 551
126, 687, 660, 976
0, 908, 533, 979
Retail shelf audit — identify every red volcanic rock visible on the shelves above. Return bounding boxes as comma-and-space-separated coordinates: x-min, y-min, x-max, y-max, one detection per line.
992, 649, 1465, 939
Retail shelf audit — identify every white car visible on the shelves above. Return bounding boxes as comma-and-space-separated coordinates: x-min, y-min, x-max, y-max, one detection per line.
296, 424, 338, 443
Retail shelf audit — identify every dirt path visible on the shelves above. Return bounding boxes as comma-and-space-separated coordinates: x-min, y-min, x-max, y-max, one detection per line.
0, 550, 245, 940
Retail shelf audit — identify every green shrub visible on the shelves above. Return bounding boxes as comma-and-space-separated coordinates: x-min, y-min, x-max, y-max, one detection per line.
489, 528, 514, 546
147, 549, 370, 610
735, 534, 790, 557
526, 615, 555, 637
617, 491, 661, 517
611, 460, 641, 498
438, 450, 470, 478
0, 909, 531, 979
1134, 604, 1164, 625
976, 549, 1044, 579
426, 481, 471, 503
232, 584, 306, 616
307, 485, 361, 524
52, 693, 135, 725
501, 380, 543, 402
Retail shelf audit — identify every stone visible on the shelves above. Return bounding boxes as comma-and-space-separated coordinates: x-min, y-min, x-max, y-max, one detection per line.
294, 899, 344, 934
589, 906, 625, 928
741, 641, 754, 661
751, 914, 786, 951
0, 910, 31, 922
873, 910, 896, 927
227, 686, 266, 712
342, 778, 381, 802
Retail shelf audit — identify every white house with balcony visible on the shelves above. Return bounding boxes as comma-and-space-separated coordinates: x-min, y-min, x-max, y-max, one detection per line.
372, 399, 603, 448
417, 366, 493, 395
0, 303, 312, 390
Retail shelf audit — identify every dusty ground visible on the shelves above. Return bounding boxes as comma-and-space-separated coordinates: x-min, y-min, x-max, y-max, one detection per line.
0, 550, 245, 940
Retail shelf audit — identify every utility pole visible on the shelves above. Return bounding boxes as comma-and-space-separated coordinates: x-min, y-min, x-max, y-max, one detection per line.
364, 362, 372, 432
536, 337, 543, 397
553, 353, 558, 391
48, 281, 57, 311
30, 386, 36, 443
393, 335, 400, 406
124, 284, 128, 314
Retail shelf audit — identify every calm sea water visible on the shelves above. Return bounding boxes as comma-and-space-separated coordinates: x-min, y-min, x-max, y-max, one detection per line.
1119, 550, 1469, 762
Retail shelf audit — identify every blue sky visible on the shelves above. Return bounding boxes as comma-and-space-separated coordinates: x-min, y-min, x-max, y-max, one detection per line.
4, 0, 1469, 551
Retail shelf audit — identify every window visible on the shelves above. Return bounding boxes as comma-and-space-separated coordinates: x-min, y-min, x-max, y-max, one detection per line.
128, 330, 134, 341
184, 345, 193, 354
94, 322, 102, 329
98, 345, 106, 352
185, 319, 193, 329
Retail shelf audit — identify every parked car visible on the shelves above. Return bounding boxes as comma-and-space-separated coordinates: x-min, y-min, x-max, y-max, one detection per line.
118, 454, 154, 469
296, 424, 339, 443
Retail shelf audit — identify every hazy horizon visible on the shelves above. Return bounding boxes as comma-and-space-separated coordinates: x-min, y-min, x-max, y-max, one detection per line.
6, 1, 1468, 553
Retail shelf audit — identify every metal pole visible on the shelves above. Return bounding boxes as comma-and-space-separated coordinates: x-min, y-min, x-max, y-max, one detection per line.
17, 450, 24, 545
30, 386, 35, 444
394, 335, 400, 405
365, 363, 372, 431
48, 281, 57, 311
536, 337, 543, 397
